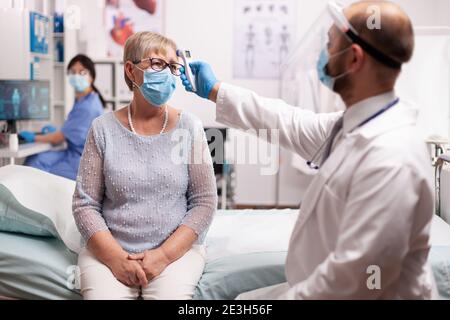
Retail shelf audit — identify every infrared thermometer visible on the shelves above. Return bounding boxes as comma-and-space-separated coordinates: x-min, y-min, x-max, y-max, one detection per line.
177, 49, 197, 92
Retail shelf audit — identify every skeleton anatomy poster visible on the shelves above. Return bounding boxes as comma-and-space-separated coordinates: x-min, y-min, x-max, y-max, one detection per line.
233, 0, 297, 79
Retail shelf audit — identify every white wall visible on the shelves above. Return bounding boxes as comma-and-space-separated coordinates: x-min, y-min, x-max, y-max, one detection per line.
394, 0, 450, 27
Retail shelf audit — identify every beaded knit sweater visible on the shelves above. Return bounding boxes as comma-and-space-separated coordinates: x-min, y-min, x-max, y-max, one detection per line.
72, 111, 217, 253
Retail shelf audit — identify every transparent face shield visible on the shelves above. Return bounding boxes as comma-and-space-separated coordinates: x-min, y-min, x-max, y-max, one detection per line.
280, 1, 354, 110
280, 1, 403, 110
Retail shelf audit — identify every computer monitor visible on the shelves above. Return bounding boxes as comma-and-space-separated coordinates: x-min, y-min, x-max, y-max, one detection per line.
0, 80, 50, 132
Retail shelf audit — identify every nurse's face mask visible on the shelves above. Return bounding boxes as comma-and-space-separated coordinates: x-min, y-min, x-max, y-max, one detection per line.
130, 57, 182, 107
68, 70, 91, 93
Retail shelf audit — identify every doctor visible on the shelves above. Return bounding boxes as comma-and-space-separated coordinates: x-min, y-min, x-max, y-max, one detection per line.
20, 54, 105, 180
181, 1, 436, 299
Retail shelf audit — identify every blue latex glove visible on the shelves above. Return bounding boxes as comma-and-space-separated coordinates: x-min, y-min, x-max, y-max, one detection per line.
180, 61, 218, 99
41, 124, 57, 134
19, 131, 36, 143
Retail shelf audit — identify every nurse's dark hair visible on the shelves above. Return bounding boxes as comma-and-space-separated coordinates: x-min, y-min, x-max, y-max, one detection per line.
67, 54, 107, 109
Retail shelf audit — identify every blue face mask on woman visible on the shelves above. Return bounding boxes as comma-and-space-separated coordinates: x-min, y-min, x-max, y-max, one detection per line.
134, 67, 176, 107
69, 74, 91, 93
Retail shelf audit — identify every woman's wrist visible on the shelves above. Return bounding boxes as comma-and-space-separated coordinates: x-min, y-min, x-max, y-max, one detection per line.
102, 249, 129, 267
157, 246, 174, 265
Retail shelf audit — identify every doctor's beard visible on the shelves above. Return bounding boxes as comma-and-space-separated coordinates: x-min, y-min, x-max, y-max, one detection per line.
328, 52, 354, 96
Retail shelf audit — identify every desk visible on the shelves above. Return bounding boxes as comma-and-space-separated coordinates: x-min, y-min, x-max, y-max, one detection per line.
0, 143, 67, 165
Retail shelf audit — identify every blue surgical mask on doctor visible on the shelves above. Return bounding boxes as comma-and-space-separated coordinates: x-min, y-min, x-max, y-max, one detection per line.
317, 46, 353, 91
69, 74, 91, 93
134, 67, 176, 107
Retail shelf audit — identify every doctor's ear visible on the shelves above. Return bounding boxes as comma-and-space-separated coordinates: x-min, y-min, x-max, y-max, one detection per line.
350, 44, 365, 73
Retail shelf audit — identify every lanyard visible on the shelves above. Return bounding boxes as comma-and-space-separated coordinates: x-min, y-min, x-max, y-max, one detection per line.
306, 98, 400, 170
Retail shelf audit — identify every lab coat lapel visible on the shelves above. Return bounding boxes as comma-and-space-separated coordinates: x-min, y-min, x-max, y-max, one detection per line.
295, 135, 358, 230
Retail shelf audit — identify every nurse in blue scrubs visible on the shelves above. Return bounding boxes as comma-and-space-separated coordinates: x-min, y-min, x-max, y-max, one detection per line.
19, 54, 105, 180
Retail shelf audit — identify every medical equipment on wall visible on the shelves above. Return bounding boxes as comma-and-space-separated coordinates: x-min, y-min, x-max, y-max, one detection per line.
426, 137, 450, 219
177, 49, 197, 92
29, 12, 50, 55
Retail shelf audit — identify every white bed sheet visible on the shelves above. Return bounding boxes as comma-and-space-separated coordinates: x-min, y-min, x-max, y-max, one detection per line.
205, 209, 298, 262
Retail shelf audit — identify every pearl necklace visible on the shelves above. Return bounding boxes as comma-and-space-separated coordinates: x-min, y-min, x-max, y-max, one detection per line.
128, 104, 169, 135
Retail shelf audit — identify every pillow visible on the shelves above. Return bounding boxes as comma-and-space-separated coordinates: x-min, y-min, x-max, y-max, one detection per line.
0, 231, 81, 300
0, 184, 57, 237
0, 165, 81, 253
194, 252, 287, 300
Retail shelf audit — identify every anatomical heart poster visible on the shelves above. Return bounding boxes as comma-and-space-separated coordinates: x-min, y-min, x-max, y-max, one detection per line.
104, 0, 164, 57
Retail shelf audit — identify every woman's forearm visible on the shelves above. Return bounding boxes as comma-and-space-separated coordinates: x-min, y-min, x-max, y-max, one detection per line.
35, 131, 65, 145
159, 225, 198, 263
87, 230, 128, 266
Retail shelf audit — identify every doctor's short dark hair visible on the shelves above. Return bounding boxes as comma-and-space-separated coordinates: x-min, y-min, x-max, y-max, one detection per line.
67, 54, 107, 108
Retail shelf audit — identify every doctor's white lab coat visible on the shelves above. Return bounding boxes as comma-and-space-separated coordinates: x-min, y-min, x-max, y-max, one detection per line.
216, 83, 435, 299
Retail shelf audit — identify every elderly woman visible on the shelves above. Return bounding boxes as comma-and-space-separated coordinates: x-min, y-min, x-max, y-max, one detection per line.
73, 32, 217, 300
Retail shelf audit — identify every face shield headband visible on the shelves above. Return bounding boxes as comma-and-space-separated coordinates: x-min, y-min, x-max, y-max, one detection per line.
328, 1, 402, 70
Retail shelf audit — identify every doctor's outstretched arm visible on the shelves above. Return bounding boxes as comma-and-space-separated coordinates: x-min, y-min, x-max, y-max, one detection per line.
181, 62, 342, 161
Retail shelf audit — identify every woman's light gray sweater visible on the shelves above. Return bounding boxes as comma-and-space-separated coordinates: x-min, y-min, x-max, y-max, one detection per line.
72, 111, 217, 253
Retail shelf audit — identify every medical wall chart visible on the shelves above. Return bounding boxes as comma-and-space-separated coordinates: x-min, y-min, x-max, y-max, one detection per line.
104, 0, 164, 58
233, 0, 297, 79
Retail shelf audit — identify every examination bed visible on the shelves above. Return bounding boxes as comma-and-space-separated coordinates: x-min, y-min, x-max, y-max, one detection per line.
0, 165, 449, 300
1, 211, 450, 300
0, 209, 294, 300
